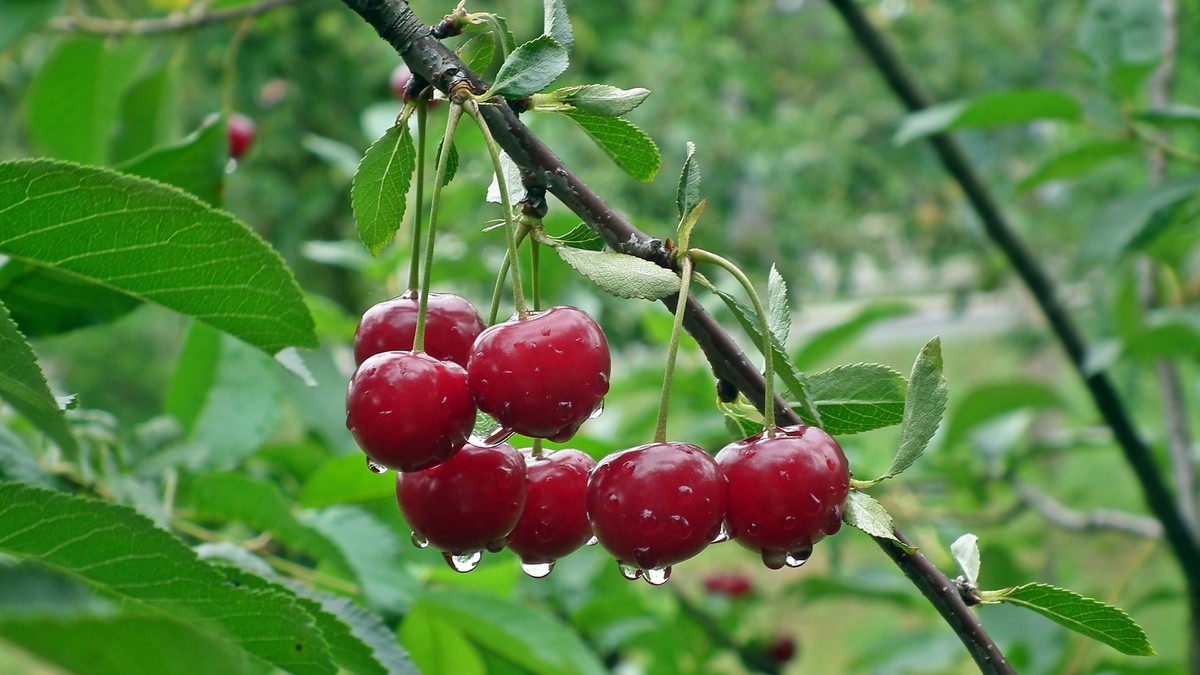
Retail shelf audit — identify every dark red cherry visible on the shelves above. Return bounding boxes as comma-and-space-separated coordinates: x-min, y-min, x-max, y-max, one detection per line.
353, 292, 485, 367
715, 424, 850, 569
345, 351, 474, 472
506, 449, 596, 576
703, 572, 754, 598
467, 306, 610, 442
227, 113, 255, 160
396, 442, 526, 569
389, 64, 413, 100
768, 636, 797, 664
586, 442, 728, 583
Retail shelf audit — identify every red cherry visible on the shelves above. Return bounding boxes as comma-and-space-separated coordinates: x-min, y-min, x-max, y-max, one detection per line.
768, 636, 797, 664
353, 292, 485, 368
467, 306, 610, 442
389, 64, 413, 101
345, 351, 474, 472
506, 449, 596, 576
586, 442, 728, 583
227, 113, 255, 160
397, 442, 526, 570
702, 572, 754, 598
716, 424, 850, 569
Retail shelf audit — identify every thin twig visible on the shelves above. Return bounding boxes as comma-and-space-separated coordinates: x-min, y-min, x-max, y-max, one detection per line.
50, 0, 303, 35
671, 587, 780, 674
1011, 480, 1163, 539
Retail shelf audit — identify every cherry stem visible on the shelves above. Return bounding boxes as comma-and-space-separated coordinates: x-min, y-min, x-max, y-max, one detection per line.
487, 250, 510, 325
465, 99, 528, 317
413, 103, 463, 353
690, 248, 776, 435
654, 254, 694, 444
530, 437, 544, 460
530, 232, 542, 311
407, 101, 427, 293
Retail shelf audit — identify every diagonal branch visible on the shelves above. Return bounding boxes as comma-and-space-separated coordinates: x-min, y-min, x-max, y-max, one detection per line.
336, 1, 1012, 672
823, 0, 1200, 598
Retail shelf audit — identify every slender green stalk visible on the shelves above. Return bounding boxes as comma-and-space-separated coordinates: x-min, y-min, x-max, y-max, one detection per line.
690, 249, 776, 435
408, 101, 428, 292
530, 438, 544, 460
464, 99, 527, 316
530, 235, 542, 311
413, 103, 463, 352
487, 251, 511, 324
654, 255, 694, 444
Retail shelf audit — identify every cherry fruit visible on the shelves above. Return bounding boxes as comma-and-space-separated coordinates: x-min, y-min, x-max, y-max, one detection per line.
716, 424, 850, 569
506, 449, 597, 577
586, 442, 728, 584
397, 441, 526, 571
389, 64, 412, 100
702, 572, 754, 598
353, 292, 485, 368
345, 351, 474, 472
227, 113, 255, 160
467, 306, 610, 442
768, 636, 798, 664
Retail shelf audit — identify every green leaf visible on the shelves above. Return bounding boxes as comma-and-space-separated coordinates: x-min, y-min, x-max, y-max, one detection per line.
793, 301, 914, 370
0, 300, 77, 454
352, 123, 416, 256
417, 589, 607, 675
0, 0, 64, 52
709, 287, 822, 427
0, 159, 316, 354
491, 35, 569, 99
189, 473, 351, 575
400, 605, 487, 675
1077, 0, 1165, 71
300, 454, 395, 508
162, 323, 284, 468
841, 490, 900, 543
941, 381, 1065, 452
25, 36, 144, 164
0, 481, 335, 674
1015, 141, 1139, 193
550, 223, 604, 251
884, 337, 947, 480
301, 506, 420, 615
718, 396, 765, 439
436, 137, 459, 187
111, 65, 179, 164
991, 583, 1155, 656
457, 34, 495, 74
1120, 310, 1200, 362
119, 115, 228, 207
1078, 175, 1200, 267
766, 264, 790, 348
533, 84, 650, 117
556, 247, 680, 300
676, 141, 701, 222
0, 425, 54, 486
895, 90, 1082, 145
950, 533, 980, 584
807, 363, 906, 436
0, 260, 140, 337
1134, 104, 1200, 130
563, 112, 661, 182
0, 613, 266, 675
542, 0, 573, 49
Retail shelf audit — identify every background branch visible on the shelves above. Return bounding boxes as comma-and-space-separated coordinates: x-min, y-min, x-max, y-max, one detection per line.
50, 0, 303, 35
336, 1, 1012, 671
1012, 480, 1164, 539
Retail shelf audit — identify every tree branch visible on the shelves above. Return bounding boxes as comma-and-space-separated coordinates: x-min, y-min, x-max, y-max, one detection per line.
1012, 480, 1164, 539
335, 1, 1012, 672
824, 0, 1200, 606
50, 0, 304, 35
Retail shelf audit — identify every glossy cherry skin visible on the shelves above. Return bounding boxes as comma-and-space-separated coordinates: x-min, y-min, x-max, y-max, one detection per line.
716, 425, 850, 568
227, 113, 255, 160
353, 292, 485, 368
586, 442, 728, 572
506, 449, 596, 565
396, 442, 526, 555
345, 351, 474, 472
467, 306, 610, 442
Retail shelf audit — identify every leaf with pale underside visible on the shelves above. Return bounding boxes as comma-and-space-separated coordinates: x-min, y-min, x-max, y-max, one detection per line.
556, 248, 679, 300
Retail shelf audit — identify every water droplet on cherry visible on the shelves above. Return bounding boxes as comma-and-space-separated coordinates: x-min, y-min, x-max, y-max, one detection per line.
521, 561, 555, 578
585, 535, 599, 547
589, 399, 605, 419
444, 550, 482, 573
410, 532, 429, 549
785, 546, 813, 568
481, 426, 515, 446
761, 549, 787, 570
618, 562, 642, 580
643, 566, 672, 585
710, 522, 730, 544
366, 458, 387, 474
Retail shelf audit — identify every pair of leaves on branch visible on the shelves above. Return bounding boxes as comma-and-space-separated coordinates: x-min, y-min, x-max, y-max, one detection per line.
948, 534, 1155, 658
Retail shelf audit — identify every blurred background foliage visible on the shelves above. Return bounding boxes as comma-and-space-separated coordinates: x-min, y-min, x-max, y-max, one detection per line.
1, 0, 1199, 672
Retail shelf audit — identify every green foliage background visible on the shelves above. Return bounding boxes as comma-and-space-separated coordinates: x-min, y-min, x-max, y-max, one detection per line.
1, 0, 1198, 672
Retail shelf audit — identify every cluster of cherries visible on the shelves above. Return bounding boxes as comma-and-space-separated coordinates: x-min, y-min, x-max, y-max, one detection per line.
345, 292, 851, 582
